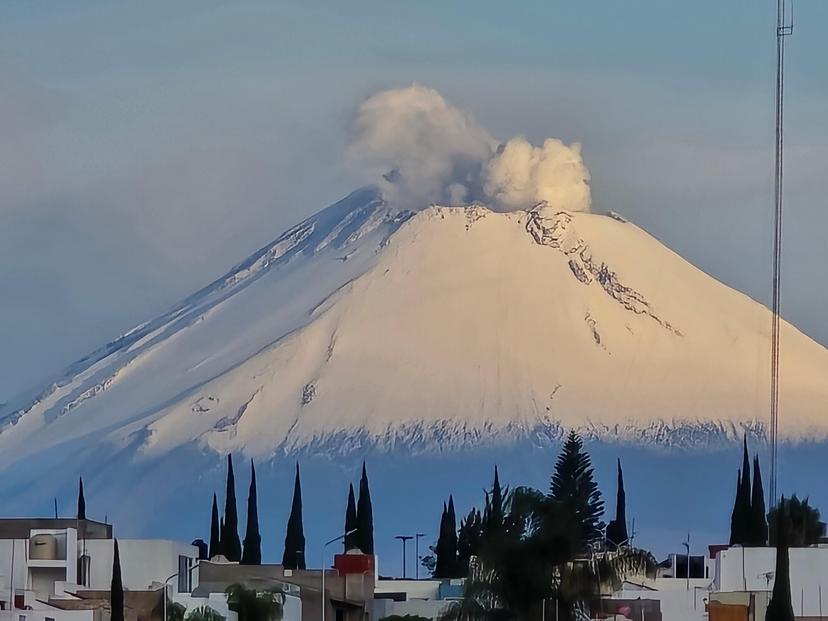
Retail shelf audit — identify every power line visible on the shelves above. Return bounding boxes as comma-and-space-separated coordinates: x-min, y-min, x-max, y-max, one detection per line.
769, 0, 793, 506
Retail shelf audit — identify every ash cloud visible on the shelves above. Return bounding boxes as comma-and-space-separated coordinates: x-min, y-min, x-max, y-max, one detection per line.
347, 85, 591, 213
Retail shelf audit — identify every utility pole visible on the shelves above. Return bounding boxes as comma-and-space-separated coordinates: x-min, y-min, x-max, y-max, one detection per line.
769, 0, 794, 507
395, 535, 413, 579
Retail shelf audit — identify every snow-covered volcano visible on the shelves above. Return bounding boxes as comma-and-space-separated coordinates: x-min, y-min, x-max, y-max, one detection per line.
2, 186, 828, 471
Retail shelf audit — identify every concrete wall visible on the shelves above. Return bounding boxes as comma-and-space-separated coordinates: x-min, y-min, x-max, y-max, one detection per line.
374, 579, 441, 599
82, 540, 198, 594
373, 598, 452, 620
715, 547, 828, 617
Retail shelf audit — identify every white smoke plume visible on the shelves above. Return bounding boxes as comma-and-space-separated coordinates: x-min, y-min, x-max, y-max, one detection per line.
347, 85, 591, 213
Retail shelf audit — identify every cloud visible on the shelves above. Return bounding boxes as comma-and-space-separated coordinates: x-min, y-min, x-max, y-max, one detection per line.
347, 85, 591, 212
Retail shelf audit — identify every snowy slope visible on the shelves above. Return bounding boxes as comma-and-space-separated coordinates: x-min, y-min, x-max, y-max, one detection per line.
2, 187, 828, 474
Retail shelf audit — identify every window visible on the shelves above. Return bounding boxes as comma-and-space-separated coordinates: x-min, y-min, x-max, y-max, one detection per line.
178, 555, 193, 593
78, 555, 91, 587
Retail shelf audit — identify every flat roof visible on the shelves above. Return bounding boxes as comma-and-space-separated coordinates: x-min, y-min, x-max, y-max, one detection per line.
0, 518, 112, 540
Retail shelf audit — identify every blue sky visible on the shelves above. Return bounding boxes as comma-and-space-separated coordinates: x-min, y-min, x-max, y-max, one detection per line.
1, 0, 827, 398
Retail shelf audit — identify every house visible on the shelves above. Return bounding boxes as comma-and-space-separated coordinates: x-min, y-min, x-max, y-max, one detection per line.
0, 518, 199, 621
372, 578, 463, 620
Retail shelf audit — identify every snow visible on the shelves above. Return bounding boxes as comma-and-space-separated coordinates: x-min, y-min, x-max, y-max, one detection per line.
1, 187, 828, 474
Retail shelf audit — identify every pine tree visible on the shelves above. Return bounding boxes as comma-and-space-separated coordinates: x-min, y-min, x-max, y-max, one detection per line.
356, 462, 374, 555
765, 497, 795, 621
222, 454, 242, 562
77, 477, 86, 520
219, 517, 225, 555
110, 539, 124, 621
209, 493, 221, 559
282, 463, 306, 569
606, 459, 629, 548
749, 456, 768, 546
241, 461, 261, 565
549, 431, 605, 548
344, 484, 358, 552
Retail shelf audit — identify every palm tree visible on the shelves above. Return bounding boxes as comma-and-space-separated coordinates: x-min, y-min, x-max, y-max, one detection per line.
225, 583, 284, 621
769, 495, 826, 547
185, 606, 226, 621
441, 487, 655, 621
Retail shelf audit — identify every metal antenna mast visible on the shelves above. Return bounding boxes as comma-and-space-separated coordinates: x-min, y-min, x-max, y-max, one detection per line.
769, 0, 793, 506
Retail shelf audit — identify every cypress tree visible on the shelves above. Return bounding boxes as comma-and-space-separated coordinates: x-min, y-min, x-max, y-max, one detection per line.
110, 539, 124, 621
750, 456, 768, 546
606, 459, 629, 548
77, 477, 86, 520
344, 484, 358, 552
729, 469, 744, 545
765, 497, 795, 621
222, 454, 242, 562
550, 431, 605, 548
456, 508, 482, 578
282, 463, 306, 569
209, 493, 221, 559
356, 462, 375, 555
219, 517, 225, 555
434, 500, 459, 578
483, 466, 504, 535
241, 461, 261, 565
738, 436, 753, 539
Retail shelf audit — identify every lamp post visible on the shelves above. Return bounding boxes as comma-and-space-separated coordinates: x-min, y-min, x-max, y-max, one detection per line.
321, 529, 357, 621
395, 536, 413, 579
415, 534, 425, 580
682, 534, 691, 592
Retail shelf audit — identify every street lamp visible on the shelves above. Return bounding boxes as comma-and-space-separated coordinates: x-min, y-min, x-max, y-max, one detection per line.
414, 534, 425, 580
395, 536, 413, 579
321, 528, 357, 621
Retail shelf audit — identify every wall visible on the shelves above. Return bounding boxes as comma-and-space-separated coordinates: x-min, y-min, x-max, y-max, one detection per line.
373, 598, 452, 620
82, 540, 198, 594
374, 579, 441, 599
715, 547, 828, 617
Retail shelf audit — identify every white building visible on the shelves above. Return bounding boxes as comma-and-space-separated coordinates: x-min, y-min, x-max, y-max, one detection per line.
373, 578, 463, 620
0, 519, 200, 621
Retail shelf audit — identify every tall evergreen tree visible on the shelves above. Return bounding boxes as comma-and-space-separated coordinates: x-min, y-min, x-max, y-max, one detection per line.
209, 493, 221, 559
282, 463, 306, 569
765, 497, 795, 621
549, 431, 605, 548
77, 477, 86, 520
241, 461, 261, 565
729, 469, 745, 545
457, 507, 483, 578
356, 462, 375, 555
749, 456, 768, 546
219, 517, 225, 555
434, 499, 459, 579
222, 455, 242, 562
344, 484, 359, 552
606, 459, 629, 548
483, 466, 504, 536
110, 539, 124, 621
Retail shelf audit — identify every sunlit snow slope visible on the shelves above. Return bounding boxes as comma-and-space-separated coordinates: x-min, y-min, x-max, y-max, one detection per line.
2, 187, 828, 472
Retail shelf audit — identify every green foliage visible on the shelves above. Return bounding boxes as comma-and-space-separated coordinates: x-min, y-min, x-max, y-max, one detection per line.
77, 477, 86, 520
167, 600, 186, 621
749, 456, 768, 546
241, 461, 262, 565
226, 584, 284, 621
769, 495, 826, 547
435, 497, 459, 578
344, 483, 358, 552
222, 455, 242, 562
110, 539, 124, 621
605, 460, 628, 549
209, 494, 221, 559
282, 463, 306, 569
549, 431, 605, 549
765, 498, 795, 621
357, 462, 375, 555
184, 606, 225, 621
440, 440, 655, 621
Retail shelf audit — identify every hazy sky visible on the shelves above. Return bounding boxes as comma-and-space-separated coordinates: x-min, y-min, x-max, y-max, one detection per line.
1, 1, 827, 399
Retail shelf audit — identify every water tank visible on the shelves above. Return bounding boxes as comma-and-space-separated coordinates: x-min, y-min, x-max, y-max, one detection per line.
29, 534, 58, 560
